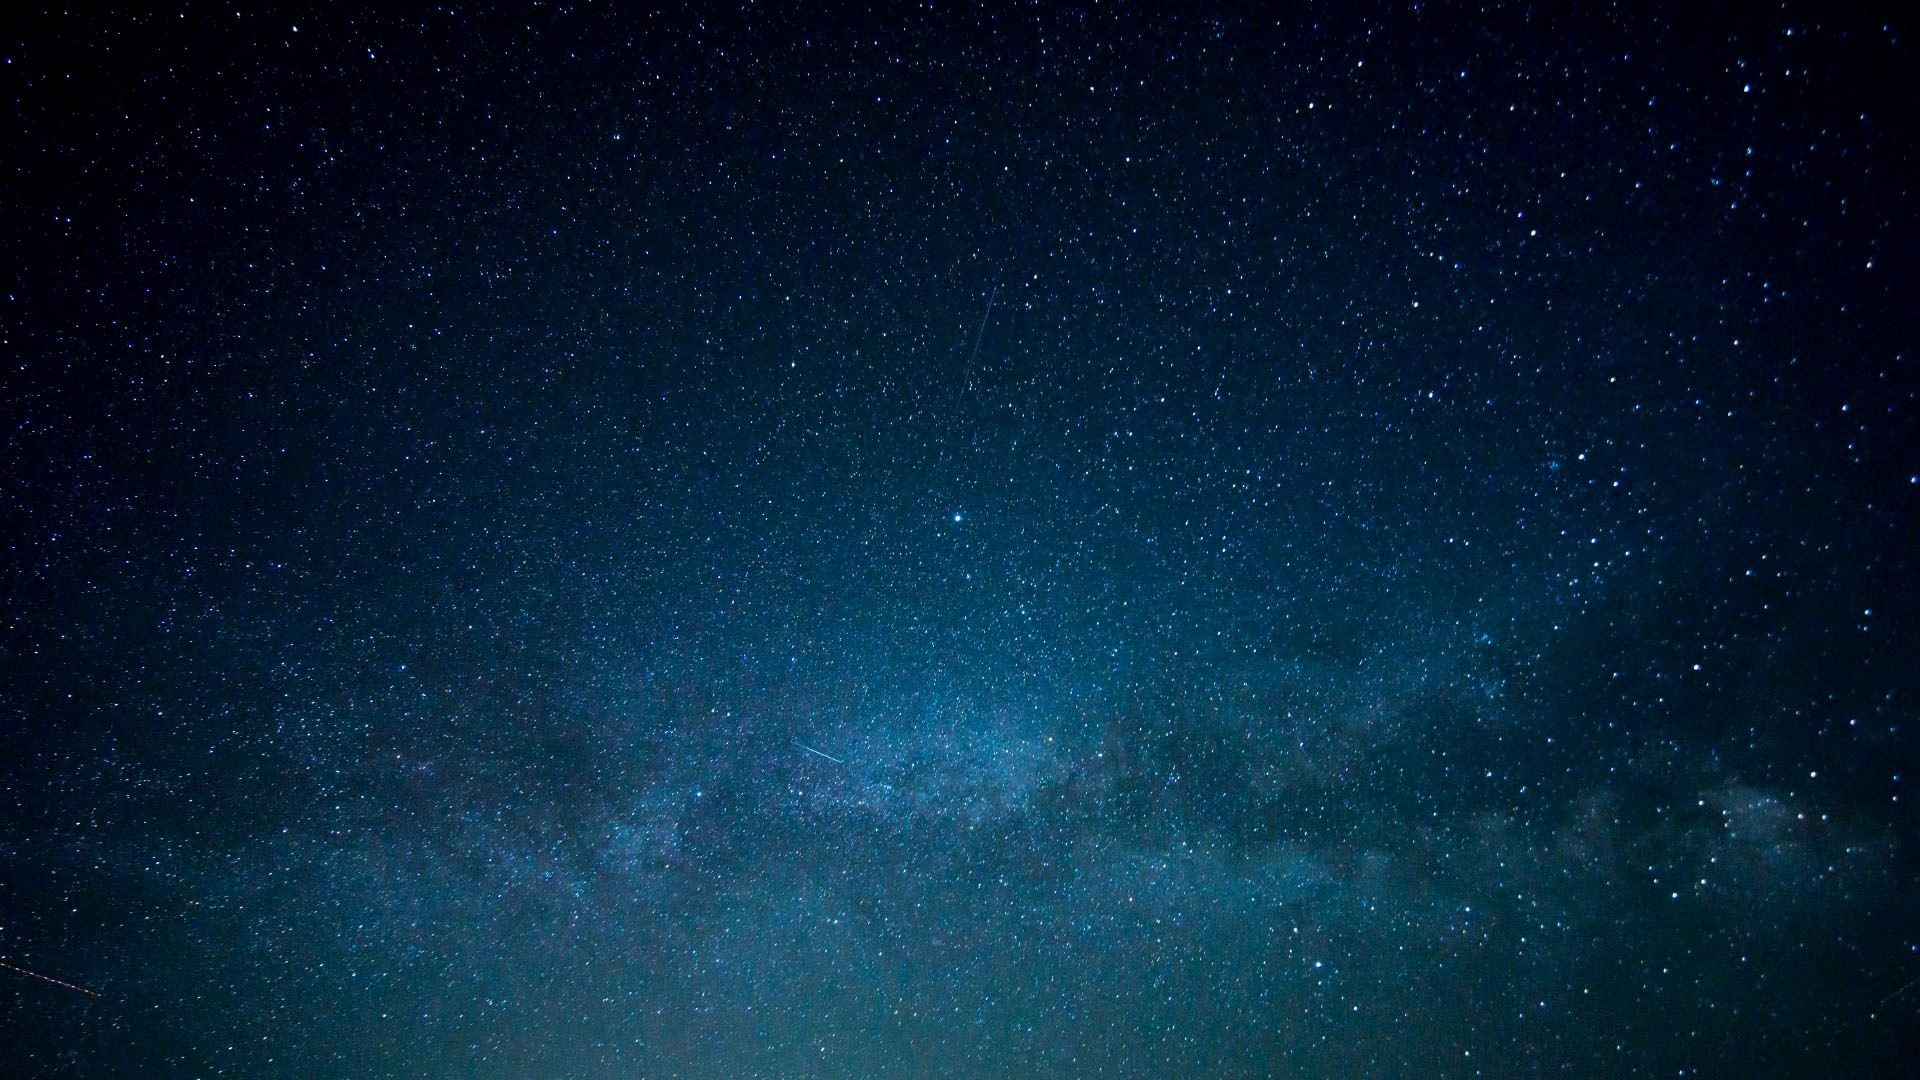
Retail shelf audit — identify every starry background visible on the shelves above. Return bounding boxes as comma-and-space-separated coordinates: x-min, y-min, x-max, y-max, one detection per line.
3, 3, 1919, 1077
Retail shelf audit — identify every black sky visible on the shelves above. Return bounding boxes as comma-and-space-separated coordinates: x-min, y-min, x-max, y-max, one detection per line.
3, 3, 1918, 1076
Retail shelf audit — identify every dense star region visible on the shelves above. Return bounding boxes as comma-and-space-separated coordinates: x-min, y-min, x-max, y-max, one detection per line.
3, 4, 1918, 1077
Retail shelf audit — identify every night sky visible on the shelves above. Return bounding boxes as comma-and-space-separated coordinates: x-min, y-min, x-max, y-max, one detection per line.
4, 4, 1919, 1077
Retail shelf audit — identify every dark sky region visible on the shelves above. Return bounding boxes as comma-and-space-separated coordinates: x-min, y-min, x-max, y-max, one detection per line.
3, 3, 1918, 1077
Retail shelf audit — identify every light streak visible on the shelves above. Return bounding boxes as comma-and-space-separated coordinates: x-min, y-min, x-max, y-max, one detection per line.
0, 959, 101, 998
794, 740, 845, 765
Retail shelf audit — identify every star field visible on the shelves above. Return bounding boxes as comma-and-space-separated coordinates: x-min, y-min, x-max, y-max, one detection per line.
2, 3, 1918, 1076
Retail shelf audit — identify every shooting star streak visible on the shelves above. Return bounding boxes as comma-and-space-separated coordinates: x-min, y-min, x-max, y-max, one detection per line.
1877, 973, 1920, 1009
1, 959, 100, 998
958, 281, 998, 401
795, 741, 845, 765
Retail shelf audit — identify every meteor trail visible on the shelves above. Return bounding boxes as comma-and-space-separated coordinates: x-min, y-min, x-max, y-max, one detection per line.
1, 959, 100, 998
795, 741, 845, 765
958, 280, 998, 401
